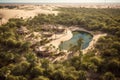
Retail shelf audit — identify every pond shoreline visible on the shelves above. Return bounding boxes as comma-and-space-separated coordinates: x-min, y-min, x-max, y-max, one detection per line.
45, 26, 107, 54
51, 26, 107, 62
59, 30, 93, 50
69, 26, 107, 54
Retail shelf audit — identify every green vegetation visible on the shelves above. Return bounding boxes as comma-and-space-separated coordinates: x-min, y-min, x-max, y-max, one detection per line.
0, 5, 18, 9
0, 7, 120, 80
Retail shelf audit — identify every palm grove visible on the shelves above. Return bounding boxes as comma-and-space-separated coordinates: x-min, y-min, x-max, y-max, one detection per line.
0, 7, 120, 80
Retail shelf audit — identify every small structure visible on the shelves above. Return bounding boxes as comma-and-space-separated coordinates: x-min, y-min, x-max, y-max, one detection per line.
42, 32, 53, 37
41, 25, 65, 33
17, 26, 29, 34
35, 46, 52, 57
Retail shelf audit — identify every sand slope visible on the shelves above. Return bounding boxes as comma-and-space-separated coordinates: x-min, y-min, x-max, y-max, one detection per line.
0, 6, 59, 25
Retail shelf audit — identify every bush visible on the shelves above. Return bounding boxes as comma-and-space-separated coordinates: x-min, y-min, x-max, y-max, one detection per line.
101, 72, 116, 80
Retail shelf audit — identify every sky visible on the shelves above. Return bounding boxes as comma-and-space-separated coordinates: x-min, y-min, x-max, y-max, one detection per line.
0, 0, 120, 3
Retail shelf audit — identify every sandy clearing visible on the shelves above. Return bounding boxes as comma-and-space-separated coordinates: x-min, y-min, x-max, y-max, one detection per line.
45, 28, 73, 49
0, 9, 35, 19
69, 26, 93, 35
51, 32, 107, 62
57, 33, 107, 62
45, 26, 107, 54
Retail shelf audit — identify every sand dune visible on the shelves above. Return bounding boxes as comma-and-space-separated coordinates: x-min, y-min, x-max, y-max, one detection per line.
0, 5, 59, 25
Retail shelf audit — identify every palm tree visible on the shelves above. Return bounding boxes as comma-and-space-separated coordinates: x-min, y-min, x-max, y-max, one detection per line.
78, 38, 83, 47
77, 38, 84, 53
102, 72, 116, 80
78, 71, 87, 80
68, 38, 83, 54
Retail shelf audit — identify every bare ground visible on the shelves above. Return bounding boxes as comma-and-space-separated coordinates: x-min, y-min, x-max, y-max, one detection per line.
0, 5, 59, 25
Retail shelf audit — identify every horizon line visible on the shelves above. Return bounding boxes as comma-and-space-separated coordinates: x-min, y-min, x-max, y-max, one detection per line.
0, 2, 120, 4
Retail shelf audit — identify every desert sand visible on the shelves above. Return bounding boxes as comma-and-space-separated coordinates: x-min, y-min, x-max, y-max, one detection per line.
0, 5, 59, 25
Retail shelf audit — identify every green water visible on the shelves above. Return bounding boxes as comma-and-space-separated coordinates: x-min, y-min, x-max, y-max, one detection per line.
59, 31, 93, 50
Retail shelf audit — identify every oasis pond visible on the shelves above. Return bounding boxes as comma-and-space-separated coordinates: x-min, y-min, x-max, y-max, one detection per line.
59, 31, 93, 50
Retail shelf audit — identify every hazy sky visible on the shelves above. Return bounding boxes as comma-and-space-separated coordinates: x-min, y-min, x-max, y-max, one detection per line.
0, 0, 120, 3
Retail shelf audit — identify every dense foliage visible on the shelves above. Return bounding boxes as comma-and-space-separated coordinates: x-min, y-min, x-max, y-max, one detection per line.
0, 5, 18, 9
0, 7, 120, 80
